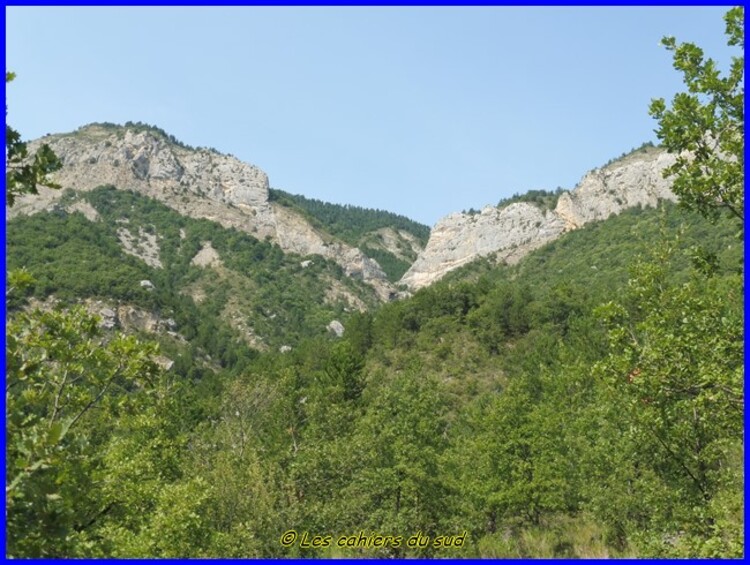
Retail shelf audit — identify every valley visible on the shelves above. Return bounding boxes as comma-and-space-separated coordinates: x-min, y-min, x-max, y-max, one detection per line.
6, 108, 743, 559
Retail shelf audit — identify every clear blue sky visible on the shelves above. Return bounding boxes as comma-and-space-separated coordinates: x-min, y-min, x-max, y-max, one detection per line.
6, 6, 736, 226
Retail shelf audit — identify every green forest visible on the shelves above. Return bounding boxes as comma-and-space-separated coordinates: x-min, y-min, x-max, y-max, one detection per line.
7, 185, 384, 360
269, 188, 429, 282
5, 8, 744, 558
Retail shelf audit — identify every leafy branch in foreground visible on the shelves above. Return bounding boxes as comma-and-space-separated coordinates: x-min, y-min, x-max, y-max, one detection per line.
649, 7, 744, 225
6, 72, 62, 207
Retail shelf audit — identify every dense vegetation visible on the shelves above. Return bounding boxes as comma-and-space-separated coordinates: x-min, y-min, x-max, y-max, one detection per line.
6, 8, 743, 558
269, 188, 429, 281
7, 185, 381, 362
8, 198, 742, 557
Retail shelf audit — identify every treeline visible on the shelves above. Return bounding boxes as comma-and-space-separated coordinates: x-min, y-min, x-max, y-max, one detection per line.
269, 188, 429, 282
269, 188, 430, 246
493, 187, 566, 213
359, 245, 412, 282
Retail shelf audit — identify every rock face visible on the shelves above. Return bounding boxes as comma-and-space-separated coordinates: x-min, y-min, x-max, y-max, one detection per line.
327, 320, 345, 337
190, 241, 223, 269
10, 124, 393, 298
401, 147, 678, 289
555, 148, 677, 229
117, 226, 163, 268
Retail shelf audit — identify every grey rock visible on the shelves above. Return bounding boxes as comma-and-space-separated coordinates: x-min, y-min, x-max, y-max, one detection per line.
327, 320, 345, 337
11, 124, 394, 299
401, 147, 677, 289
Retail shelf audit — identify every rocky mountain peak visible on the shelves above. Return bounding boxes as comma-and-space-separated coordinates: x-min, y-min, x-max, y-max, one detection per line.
30, 123, 270, 209
400, 146, 678, 289
11, 123, 394, 299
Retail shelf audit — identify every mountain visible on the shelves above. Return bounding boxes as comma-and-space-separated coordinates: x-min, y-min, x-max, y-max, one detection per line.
6, 124, 742, 558
0, 128, 695, 370
401, 144, 677, 289
10, 122, 418, 300
6, 122, 435, 365
269, 188, 428, 281
11, 124, 679, 296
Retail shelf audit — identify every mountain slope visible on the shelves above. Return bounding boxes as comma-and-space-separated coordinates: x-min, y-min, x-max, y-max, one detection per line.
10, 122, 407, 300
401, 144, 677, 289
7, 185, 385, 360
269, 188, 428, 281
6, 126, 742, 557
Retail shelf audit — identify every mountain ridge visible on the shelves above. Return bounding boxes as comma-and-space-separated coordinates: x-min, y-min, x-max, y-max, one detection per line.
400, 144, 677, 289
12, 123, 678, 295
11, 123, 398, 300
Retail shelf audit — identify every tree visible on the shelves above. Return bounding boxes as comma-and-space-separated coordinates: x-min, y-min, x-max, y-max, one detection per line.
588, 10, 745, 555
649, 7, 744, 224
6, 72, 62, 206
5, 306, 167, 556
592, 242, 743, 556
339, 369, 451, 556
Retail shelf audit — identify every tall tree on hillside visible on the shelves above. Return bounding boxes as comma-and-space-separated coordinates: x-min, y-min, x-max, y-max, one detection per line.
592, 9, 744, 556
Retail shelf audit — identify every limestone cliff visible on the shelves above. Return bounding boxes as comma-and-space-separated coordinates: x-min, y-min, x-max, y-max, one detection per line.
10, 124, 393, 298
401, 146, 677, 289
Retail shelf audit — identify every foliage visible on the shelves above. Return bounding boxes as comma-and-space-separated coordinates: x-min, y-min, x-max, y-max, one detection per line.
589, 238, 743, 556
360, 245, 412, 281
6, 10, 743, 555
649, 7, 744, 223
5, 306, 172, 556
6, 72, 62, 206
269, 187, 429, 281
269, 188, 430, 246
7, 198, 742, 557
6, 185, 381, 359
496, 187, 565, 212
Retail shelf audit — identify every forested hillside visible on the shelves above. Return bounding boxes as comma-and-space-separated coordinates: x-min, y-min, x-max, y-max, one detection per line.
7, 185, 382, 362
269, 188, 429, 281
5, 7, 743, 558
8, 199, 742, 557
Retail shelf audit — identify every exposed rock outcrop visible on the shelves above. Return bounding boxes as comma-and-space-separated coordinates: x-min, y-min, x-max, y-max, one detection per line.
270, 203, 392, 300
66, 200, 100, 221
117, 226, 163, 268
116, 304, 177, 334
10, 124, 394, 298
27, 296, 182, 339
555, 148, 677, 229
401, 147, 678, 289
327, 320, 345, 337
190, 241, 223, 269
324, 277, 368, 312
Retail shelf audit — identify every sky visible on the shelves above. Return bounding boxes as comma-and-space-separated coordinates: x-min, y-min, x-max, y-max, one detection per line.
6, 6, 737, 227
